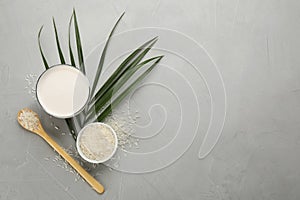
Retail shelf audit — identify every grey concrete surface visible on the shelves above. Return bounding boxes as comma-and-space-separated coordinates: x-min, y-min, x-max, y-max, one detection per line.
1, 0, 300, 199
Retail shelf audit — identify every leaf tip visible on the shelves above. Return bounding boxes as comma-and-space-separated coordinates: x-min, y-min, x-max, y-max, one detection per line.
38, 25, 44, 36
150, 36, 159, 44
73, 8, 77, 16
157, 55, 164, 62
148, 36, 159, 47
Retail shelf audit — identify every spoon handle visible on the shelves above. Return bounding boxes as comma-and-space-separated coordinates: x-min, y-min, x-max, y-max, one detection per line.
40, 130, 105, 194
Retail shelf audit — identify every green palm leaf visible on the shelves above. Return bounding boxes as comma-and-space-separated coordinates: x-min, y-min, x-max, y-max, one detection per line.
73, 9, 85, 74
90, 12, 125, 97
52, 18, 66, 64
68, 13, 76, 67
38, 26, 49, 70
85, 55, 163, 122
95, 56, 163, 122
89, 37, 158, 107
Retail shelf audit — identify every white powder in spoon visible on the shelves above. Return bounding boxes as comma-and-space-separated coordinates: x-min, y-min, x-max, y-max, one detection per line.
79, 124, 116, 162
18, 109, 40, 131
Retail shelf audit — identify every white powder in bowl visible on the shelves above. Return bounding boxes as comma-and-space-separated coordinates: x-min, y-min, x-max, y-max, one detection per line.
78, 123, 116, 162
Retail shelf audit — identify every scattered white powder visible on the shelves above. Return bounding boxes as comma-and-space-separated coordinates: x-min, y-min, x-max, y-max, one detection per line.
24, 74, 37, 100
79, 124, 116, 162
104, 111, 140, 151
102, 106, 141, 168
44, 145, 98, 183
18, 109, 40, 131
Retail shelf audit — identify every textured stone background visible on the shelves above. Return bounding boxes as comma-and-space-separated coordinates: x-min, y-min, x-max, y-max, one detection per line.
1, 0, 300, 199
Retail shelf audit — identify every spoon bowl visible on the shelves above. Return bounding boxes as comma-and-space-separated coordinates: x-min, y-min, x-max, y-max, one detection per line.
17, 108, 43, 133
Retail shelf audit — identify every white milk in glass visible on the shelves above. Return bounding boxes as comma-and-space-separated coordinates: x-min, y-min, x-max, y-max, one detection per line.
36, 65, 90, 118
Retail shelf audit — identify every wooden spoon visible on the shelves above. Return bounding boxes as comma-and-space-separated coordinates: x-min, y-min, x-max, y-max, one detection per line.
17, 108, 104, 194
